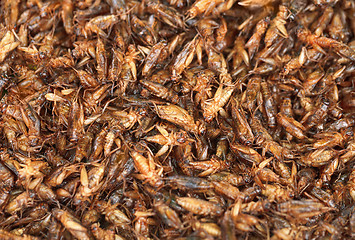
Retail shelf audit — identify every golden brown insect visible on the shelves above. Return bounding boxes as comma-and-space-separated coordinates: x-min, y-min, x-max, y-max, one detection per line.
142, 41, 168, 76
154, 201, 183, 229
230, 143, 264, 165
0, 31, 20, 63
260, 81, 278, 128
239, 0, 276, 7
264, 5, 290, 47
311, 6, 334, 36
84, 15, 118, 38
91, 223, 116, 240
176, 197, 223, 216
145, 125, 193, 157
108, 49, 124, 82
155, 104, 199, 133
46, 164, 79, 187
0, 229, 40, 240
73, 164, 105, 204
61, 0, 73, 34
276, 112, 306, 139
301, 98, 330, 130
340, 139, 355, 164
231, 99, 254, 145
246, 17, 270, 59
103, 126, 121, 157
185, 68, 214, 105
53, 208, 91, 240
315, 157, 339, 188
215, 18, 228, 51
262, 184, 294, 202
253, 159, 285, 186
313, 131, 350, 149
212, 181, 243, 200
228, 37, 250, 69
96, 38, 107, 81
241, 200, 271, 214
300, 148, 337, 167
186, 0, 224, 19
96, 200, 131, 226
328, 11, 350, 42
209, 171, 250, 187
231, 211, 261, 232
147, 1, 184, 29
277, 199, 335, 219
140, 79, 179, 104
203, 76, 234, 122
131, 150, 163, 188
192, 220, 222, 238
171, 37, 199, 78
297, 27, 355, 60
189, 155, 229, 176
5, 191, 36, 215
282, 47, 308, 75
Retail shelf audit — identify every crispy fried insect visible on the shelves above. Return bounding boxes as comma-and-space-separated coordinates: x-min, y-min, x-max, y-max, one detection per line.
189, 155, 229, 176
297, 27, 355, 60
96, 200, 131, 225
277, 199, 335, 219
0, 31, 20, 63
46, 164, 79, 187
131, 150, 163, 187
53, 208, 91, 240
230, 143, 263, 165
313, 131, 349, 149
192, 220, 221, 238
5, 191, 36, 215
315, 157, 339, 188
246, 17, 270, 59
62, 0, 73, 34
186, 0, 224, 19
142, 41, 168, 76
171, 37, 199, 78
166, 175, 213, 190
311, 6, 334, 36
154, 201, 183, 229
264, 5, 290, 47
73, 165, 105, 204
209, 171, 250, 187
212, 181, 244, 200
147, 1, 184, 29
155, 104, 198, 133
203, 75, 234, 122
75, 131, 93, 162
231, 99, 254, 145
276, 112, 306, 139
299, 148, 337, 167
260, 81, 278, 128
301, 98, 330, 130
228, 37, 250, 68
262, 184, 294, 202
239, 0, 276, 7
176, 197, 223, 216
91, 223, 116, 240
145, 125, 192, 157
84, 15, 118, 38
140, 79, 179, 104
